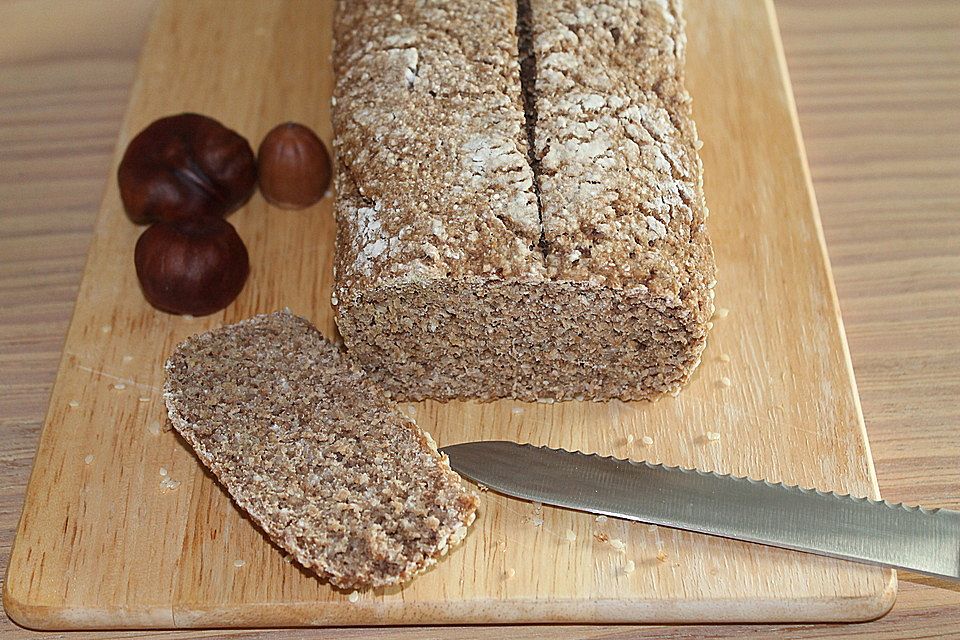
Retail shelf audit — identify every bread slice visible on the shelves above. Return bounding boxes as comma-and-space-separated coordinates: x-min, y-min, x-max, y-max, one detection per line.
163, 311, 478, 590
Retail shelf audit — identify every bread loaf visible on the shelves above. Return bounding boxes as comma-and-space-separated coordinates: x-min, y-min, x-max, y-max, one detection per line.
333, 0, 716, 402
164, 311, 478, 589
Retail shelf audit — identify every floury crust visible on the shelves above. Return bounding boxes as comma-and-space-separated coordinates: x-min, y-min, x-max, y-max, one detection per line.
332, 0, 716, 402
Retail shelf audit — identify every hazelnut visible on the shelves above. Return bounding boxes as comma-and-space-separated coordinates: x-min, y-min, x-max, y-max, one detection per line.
257, 122, 331, 209
134, 217, 249, 316
118, 113, 257, 224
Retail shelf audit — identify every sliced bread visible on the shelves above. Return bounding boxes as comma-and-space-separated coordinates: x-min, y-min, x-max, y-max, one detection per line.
163, 311, 478, 590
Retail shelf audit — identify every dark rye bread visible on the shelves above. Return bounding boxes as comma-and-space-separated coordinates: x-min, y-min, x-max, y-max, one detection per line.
163, 311, 478, 590
332, 0, 716, 402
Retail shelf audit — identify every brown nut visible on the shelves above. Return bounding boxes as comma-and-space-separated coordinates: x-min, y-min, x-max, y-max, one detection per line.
118, 113, 257, 224
257, 122, 331, 209
134, 217, 249, 316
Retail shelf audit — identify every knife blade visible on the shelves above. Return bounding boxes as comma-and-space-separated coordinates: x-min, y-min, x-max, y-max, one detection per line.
441, 440, 960, 581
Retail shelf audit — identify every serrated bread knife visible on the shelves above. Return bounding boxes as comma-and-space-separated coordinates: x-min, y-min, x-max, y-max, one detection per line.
441, 441, 960, 581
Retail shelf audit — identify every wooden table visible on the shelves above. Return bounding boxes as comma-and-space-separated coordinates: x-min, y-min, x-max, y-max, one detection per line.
1, 0, 957, 637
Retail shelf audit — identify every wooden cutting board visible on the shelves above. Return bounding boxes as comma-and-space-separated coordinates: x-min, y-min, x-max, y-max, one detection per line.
4, 0, 897, 629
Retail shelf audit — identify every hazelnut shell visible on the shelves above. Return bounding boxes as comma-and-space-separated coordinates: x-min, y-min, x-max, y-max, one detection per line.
119, 113, 257, 224
134, 217, 249, 316
257, 122, 331, 209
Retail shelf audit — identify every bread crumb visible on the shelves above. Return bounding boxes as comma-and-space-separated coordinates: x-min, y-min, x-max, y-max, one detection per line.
147, 420, 162, 436
641, 435, 654, 446
113, 383, 126, 390
182, 314, 194, 320
609, 538, 626, 552
159, 467, 168, 477
83, 454, 94, 465
504, 567, 516, 580
624, 434, 635, 445
122, 355, 134, 363
595, 515, 608, 524
716, 307, 730, 318
100, 324, 111, 333
68, 400, 80, 408
719, 376, 732, 387
564, 529, 577, 542
706, 321, 714, 330
511, 406, 524, 415
234, 559, 246, 568
531, 502, 544, 527
624, 560, 636, 574
594, 531, 609, 543
719, 353, 731, 363
706, 431, 721, 442
348, 590, 360, 603
657, 550, 668, 563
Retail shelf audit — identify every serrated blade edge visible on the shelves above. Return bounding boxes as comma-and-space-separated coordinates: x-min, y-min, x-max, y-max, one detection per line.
442, 441, 960, 581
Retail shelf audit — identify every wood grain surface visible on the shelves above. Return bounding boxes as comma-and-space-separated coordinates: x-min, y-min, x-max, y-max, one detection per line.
0, 0, 957, 637
3, 0, 896, 627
